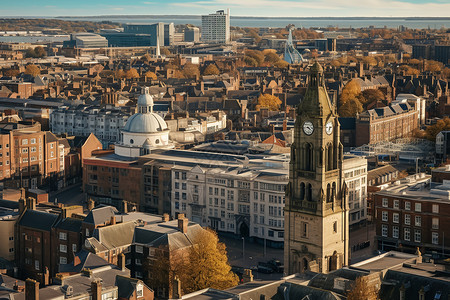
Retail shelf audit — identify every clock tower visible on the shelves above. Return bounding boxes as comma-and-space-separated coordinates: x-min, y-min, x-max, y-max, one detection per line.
284, 62, 349, 274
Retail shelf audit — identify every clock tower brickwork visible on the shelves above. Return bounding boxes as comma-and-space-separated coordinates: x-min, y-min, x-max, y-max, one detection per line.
284, 62, 349, 274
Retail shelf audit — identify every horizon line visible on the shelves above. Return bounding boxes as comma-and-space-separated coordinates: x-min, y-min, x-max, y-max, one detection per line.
1, 15, 450, 19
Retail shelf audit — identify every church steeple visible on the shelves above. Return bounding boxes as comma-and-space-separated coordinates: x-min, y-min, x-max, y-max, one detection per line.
285, 62, 349, 275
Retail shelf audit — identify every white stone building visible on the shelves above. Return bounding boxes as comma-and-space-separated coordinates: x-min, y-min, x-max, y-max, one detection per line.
50, 106, 131, 143
343, 155, 368, 225
201, 9, 230, 43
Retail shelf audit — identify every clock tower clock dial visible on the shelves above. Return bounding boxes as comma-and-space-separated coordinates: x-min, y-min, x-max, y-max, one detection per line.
326, 121, 333, 135
303, 121, 314, 135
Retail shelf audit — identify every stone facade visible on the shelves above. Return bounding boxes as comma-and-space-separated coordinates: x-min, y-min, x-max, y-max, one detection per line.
285, 63, 349, 274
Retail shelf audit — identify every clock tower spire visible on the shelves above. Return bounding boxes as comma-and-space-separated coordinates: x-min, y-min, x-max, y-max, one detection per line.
284, 62, 349, 274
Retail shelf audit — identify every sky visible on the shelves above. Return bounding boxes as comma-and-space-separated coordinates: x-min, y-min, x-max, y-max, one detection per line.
1, 0, 450, 17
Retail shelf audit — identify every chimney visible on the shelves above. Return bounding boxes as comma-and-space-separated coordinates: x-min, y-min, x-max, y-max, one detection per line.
242, 269, 254, 283
282, 119, 287, 131
162, 213, 170, 222
87, 198, 95, 211
91, 280, 102, 300
122, 201, 128, 214
118, 253, 126, 271
26, 197, 36, 211
177, 214, 188, 234
110, 216, 116, 225
25, 278, 39, 300
172, 276, 181, 299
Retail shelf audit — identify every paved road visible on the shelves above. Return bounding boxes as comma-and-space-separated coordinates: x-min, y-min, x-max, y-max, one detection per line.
49, 183, 85, 207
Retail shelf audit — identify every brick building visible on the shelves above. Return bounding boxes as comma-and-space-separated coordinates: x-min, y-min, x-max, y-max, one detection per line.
355, 103, 418, 146
374, 175, 450, 255
0, 121, 69, 190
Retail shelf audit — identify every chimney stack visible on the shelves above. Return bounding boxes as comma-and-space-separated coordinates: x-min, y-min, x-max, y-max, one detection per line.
43, 267, 50, 286
177, 214, 188, 234
87, 198, 95, 211
172, 276, 181, 299
162, 213, 170, 222
118, 253, 126, 271
26, 197, 36, 211
122, 200, 128, 214
25, 278, 39, 300
110, 216, 116, 225
91, 279, 102, 300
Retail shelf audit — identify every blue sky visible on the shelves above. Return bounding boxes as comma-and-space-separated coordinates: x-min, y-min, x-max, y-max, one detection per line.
1, 0, 450, 17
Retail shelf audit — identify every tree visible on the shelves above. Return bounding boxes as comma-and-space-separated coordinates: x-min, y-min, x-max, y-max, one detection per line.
145, 71, 158, 80
161, 48, 171, 56
245, 50, 264, 66
33, 46, 46, 58
340, 79, 361, 105
181, 229, 238, 293
274, 60, 289, 69
339, 98, 363, 117
362, 56, 377, 66
444, 68, 450, 80
424, 117, 450, 141
264, 52, 280, 64
141, 54, 151, 62
4, 68, 19, 77
125, 68, 139, 79
183, 63, 200, 78
257, 94, 282, 111
244, 56, 258, 67
361, 89, 385, 106
426, 60, 443, 73
24, 64, 40, 76
347, 277, 379, 300
115, 70, 125, 79
248, 29, 261, 43
203, 64, 220, 76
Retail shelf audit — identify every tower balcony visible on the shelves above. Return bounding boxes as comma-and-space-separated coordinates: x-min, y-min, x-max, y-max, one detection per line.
291, 200, 317, 212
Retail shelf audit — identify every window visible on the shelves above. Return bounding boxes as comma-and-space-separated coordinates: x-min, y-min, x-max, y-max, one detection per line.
415, 203, 421, 212
60, 245, 67, 253
393, 200, 399, 209
31, 138, 36, 144
268, 230, 274, 237
35, 260, 39, 270
175, 172, 179, 179
59, 257, 67, 264
135, 258, 142, 266
405, 214, 410, 225
432, 204, 439, 213
59, 232, 67, 240
136, 245, 143, 253
301, 222, 308, 238
393, 226, 399, 238
22, 139, 28, 145
404, 228, 410, 241
414, 229, 421, 242
382, 211, 388, 222
333, 221, 337, 233
382, 198, 388, 207
393, 213, 399, 223
405, 202, 411, 211
72, 244, 77, 253
432, 232, 439, 245
85, 228, 90, 237
432, 218, 439, 229
382, 225, 388, 237
415, 216, 421, 227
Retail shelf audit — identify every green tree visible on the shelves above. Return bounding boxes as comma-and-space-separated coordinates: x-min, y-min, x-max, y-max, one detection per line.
203, 64, 220, 76
24, 64, 40, 76
257, 94, 282, 111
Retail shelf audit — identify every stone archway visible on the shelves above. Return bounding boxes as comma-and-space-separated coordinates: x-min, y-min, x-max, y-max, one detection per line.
239, 222, 249, 237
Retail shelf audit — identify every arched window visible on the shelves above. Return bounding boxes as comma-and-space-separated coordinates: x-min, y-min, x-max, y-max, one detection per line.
332, 182, 336, 201
305, 143, 313, 171
306, 184, 312, 201
327, 144, 333, 171
326, 183, 331, 202
300, 182, 305, 200
130, 139, 134, 144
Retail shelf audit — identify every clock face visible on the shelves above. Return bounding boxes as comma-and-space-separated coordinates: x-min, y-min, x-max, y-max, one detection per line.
303, 121, 314, 135
326, 121, 333, 135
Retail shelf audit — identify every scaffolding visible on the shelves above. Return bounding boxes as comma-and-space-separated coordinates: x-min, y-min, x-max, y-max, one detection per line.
349, 138, 435, 161
284, 26, 304, 64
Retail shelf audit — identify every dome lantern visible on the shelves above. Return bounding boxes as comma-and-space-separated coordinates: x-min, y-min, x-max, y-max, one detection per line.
138, 87, 154, 114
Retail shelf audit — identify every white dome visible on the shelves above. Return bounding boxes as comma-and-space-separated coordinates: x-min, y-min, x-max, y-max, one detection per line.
123, 113, 168, 133
137, 92, 154, 107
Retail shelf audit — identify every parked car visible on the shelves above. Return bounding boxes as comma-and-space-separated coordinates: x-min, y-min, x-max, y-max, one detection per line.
267, 259, 284, 273
257, 262, 274, 274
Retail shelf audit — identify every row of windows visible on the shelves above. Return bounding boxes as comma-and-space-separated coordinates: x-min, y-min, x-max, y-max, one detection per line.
381, 198, 438, 213
380, 212, 438, 228
381, 225, 439, 244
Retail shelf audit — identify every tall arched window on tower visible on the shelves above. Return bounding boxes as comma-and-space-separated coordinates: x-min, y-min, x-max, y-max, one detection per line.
326, 183, 331, 202
305, 143, 313, 171
300, 182, 305, 200
327, 144, 333, 171
332, 182, 336, 201
306, 184, 312, 201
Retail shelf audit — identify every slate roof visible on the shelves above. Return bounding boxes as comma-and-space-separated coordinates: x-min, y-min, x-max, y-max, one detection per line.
58, 250, 109, 273
83, 205, 118, 225
54, 217, 83, 232
272, 282, 342, 300
18, 210, 58, 231
95, 221, 137, 249
115, 275, 152, 299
